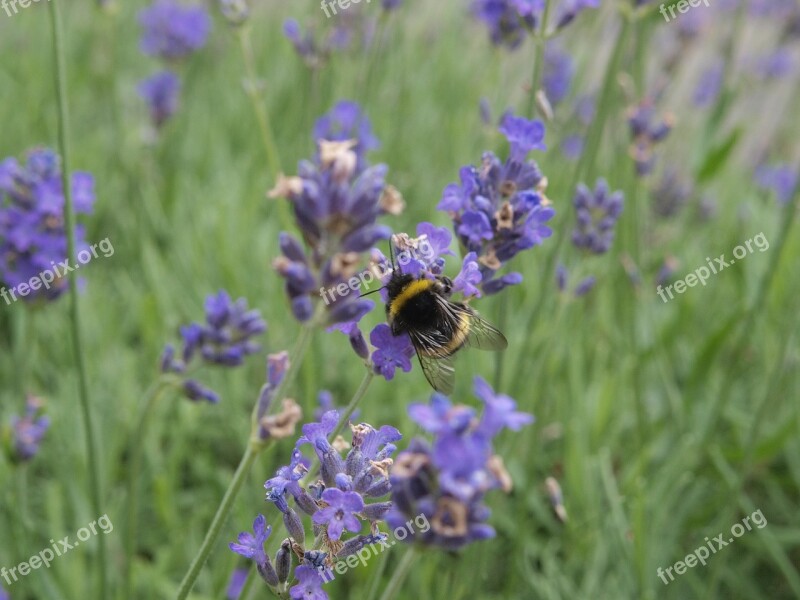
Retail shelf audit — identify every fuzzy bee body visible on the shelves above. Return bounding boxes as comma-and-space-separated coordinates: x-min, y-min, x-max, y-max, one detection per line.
385, 272, 507, 394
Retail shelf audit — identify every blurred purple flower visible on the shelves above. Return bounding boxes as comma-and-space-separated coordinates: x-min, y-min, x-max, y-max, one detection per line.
542, 44, 574, 105
225, 568, 248, 600
571, 179, 624, 254
139, 0, 211, 60
574, 275, 596, 297
8, 395, 49, 462
472, 0, 544, 49
755, 163, 798, 205
693, 62, 723, 107
0, 148, 95, 304
138, 70, 181, 128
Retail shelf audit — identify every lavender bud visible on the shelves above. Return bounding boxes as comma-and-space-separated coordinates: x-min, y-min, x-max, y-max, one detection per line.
283, 508, 305, 546
275, 539, 292, 584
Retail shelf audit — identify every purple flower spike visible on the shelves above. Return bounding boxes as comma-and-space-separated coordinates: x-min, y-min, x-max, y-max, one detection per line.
571, 179, 624, 254
0, 148, 95, 304
370, 324, 415, 381
226, 568, 248, 600
312, 488, 364, 540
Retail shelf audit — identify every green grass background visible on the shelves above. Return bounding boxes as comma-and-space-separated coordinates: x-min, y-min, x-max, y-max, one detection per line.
0, 0, 798, 599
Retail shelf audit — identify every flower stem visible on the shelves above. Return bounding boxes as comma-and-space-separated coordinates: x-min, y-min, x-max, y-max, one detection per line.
378, 546, 418, 600
123, 376, 181, 600
175, 444, 259, 600
526, 0, 552, 118
177, 324, 316, 599
237, 26, 282, 179
48, 2, 108, 597
331, 368, 375, 439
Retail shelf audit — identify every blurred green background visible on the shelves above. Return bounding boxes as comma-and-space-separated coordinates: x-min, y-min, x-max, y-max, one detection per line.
0, 0, 798, 599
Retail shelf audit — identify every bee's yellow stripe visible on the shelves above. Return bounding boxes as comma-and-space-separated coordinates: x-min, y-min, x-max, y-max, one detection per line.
418, 310, 471, 357
388, 279, 434, 318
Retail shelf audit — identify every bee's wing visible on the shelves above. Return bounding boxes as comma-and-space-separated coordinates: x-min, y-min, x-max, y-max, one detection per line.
416, 351, 456, 395
458, 306, 508, 351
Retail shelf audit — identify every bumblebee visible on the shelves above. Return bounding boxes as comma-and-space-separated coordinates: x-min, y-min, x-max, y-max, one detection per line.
385, 269, 508, 394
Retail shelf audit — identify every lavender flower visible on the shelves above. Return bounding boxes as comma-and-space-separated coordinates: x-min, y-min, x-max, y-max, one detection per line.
0, 148, 95, 304
438, 112, 554, 295
471, 0, 543, 49
754, 163, 798, 205
571, 179, 624, 254
313, 100, 380, 174
138, 70, 181, 128
160, 290, 266, 403
229, 515, 279, 586
7, 395, 49, 463
387, 378, 532, 549
627, 99, 674, 176
542, 44, 574, 105
139, 1, 211, 61
283, 18, 362, 69
573, 275, 596, 297
0, 585, 7, 600
248, 412, 400, 589
269, 102, 396, 326
312, 488, 364, 540
289, 566, 327, 600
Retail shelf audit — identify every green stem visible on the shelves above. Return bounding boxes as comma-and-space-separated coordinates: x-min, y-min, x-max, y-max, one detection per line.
330, 369, 375, 440
526, 0, 552, 118
237, 26, 282, 179
378, 547, 418, 600
178, 324, 316, 599
175, 444, 258, 600
123, 377, 181, 600
365, 548, 390, 600
48, 2, 108, 597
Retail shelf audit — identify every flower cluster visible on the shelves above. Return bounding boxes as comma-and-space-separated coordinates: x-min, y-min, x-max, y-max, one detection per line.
387, 377, 533, 549
0, 148, 95, 304
571, 179, 624, 254
138, 1, 211, 129
160, 289, 267, 403
472, 0, 599, 48
269, 101, 398, 325
5, 395, 50, 463
231, 411, 402, 598
438, 113, 555, 295
627, 99, 674, 176
139, 0, 211, 60
471, 0, 542, 49
542, 43, 574, 106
